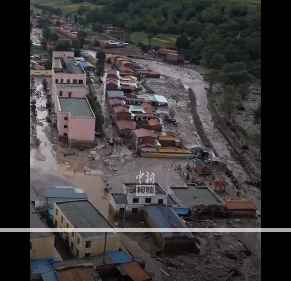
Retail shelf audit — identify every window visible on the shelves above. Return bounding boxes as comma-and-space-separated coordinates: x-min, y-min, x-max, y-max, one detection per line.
67, 79, 70, 83
158, 199, 164, 204
76, 249, 79, 257
66, 223, 69, 228
133, 198, 139, 203
64, 133, 68, 137
73, 79, 77, 83
119, 208, 125, 214
30, 242, 32, 250
55, 220, 57, 227
60, 79, 63, 83
132, 208, 138, 214
85, 253, 90, 257
85, 241, 91, 248
70, 241, 74, 249
145, 198, 152, 203
56, 209, 58, 215
59, 91, 63, 96
64, 117, 68, 120
61, 216, 63, 223
77, 238, 80, 244
64, 125, 68, 128
78, 79, 83, 84
68, 92, 72, 98
55, 79, 59, 84
72, 232, 74, 237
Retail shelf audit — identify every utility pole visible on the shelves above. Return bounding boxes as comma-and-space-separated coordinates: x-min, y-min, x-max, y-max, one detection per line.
102, 232, 107, 264
122, 204, 126, 227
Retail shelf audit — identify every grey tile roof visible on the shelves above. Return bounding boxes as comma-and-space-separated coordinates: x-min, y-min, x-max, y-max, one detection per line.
144, 205, 192, 238
55, 200, 115, 238
59, 97, 94, 118
112, 194, 128, 205
44, 186, 87, 199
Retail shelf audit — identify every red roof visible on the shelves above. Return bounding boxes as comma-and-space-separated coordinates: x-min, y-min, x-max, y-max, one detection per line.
132, 128, 157, 138
107, 69, 117, 75
113, 106, 129, 113
108, 98, 124, 106
106, 79, 118, 85
116, 120, 136, 130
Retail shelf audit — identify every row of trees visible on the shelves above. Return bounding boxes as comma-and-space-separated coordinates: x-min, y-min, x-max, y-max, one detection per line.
73, 0, 260, 79
203, 62, 261, 152
32, 3, 62, 16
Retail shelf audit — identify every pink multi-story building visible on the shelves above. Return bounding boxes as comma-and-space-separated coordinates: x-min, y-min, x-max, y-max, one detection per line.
51, 51, 95, 144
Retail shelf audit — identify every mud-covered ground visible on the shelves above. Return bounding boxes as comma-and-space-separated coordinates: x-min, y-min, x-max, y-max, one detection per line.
132, 59, 261, 210
30, 68, 261, 281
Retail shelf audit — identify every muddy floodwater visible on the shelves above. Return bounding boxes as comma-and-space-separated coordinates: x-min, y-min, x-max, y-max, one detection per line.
30, 80, 109, 217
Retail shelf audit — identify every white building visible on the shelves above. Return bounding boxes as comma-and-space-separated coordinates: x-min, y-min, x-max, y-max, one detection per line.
109, 182, 178, 218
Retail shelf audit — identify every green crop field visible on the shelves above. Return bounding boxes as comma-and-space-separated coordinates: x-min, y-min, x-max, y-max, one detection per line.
130, 32, 178, 47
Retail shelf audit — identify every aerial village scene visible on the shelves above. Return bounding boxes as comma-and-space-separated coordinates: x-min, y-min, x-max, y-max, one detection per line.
30, 2, 261, 281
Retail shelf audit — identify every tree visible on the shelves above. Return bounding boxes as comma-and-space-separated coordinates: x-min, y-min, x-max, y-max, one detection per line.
92, 24, 103, 33
209, 53, 226, 70
55, 20, 61, 27
96, 50, 106, 64
253, 102, 261, 124
50, 32, 59, 43
221, 62, 250, 88
237, 84, 250, 102
96, 63, 105, 77
78, 5, 87, 15
71, 39, 80, 49
74, 15, 78, 24
42, 79, 48, 92
147, 33, 154, 49
44, 58, 52, 70
42, 26, 51, 41
249, 132, 261, 154
220, 85, 236, 122
30, 21, 33, 33
30, 9, 33, 15
203, 70, 220, 93
41, 39, 47, 50
54, 40, 71, 51
77, 30, 87, 47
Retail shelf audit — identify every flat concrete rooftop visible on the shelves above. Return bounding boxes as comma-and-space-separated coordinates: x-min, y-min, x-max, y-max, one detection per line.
59, 97, 94, 118
63, 57, 84, 74
172, 184, 224, 207
55, 200, 114, 238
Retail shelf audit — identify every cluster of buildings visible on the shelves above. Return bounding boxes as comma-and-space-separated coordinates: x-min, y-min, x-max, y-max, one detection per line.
103, 64, 194, 158
158, 48, 185, 63
53, 26, 97, 44
50, 51, 96, 145
106, 54, 161, 78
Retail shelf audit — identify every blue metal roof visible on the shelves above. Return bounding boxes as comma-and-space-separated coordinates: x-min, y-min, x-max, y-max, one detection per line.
48, 208, 54, 216
193, 158, 206, 168
144, 205, 191, 238
106, 250, 131, 265
174, 207, 191, 216
80, 61, 89, 68
30, 259, 55, 275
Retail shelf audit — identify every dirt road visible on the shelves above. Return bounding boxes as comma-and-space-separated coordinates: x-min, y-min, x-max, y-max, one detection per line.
133, 59, 261, 210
